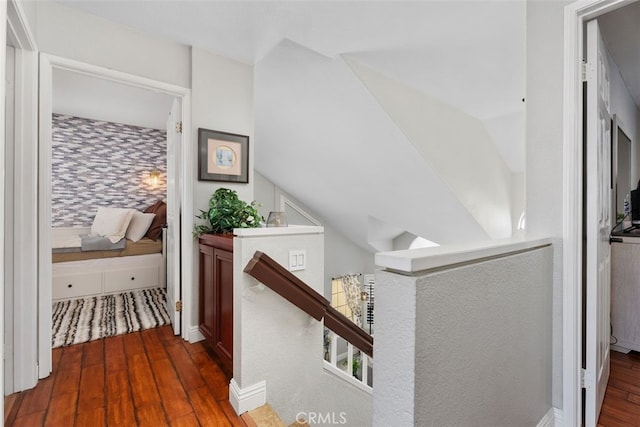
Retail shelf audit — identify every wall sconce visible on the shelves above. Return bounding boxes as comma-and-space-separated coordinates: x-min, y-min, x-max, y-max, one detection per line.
149, 169, 160, 187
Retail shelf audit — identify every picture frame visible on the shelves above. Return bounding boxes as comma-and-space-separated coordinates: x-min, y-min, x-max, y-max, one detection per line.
198, 128, 249, 183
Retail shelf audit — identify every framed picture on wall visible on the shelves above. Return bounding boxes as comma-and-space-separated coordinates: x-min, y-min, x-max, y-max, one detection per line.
198, 128, 249, 183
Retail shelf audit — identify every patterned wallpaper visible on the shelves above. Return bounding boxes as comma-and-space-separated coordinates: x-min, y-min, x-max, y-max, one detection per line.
52, 114, 167, 227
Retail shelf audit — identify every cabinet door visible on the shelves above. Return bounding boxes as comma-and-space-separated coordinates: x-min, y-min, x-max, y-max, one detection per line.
213, 248, 233, 372
198, 244, 215, 345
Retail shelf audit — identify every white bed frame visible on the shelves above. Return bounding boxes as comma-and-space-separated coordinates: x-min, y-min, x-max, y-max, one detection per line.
51, 227, 166, 301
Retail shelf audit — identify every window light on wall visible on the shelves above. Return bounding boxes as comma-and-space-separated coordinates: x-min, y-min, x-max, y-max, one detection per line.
409, 236, 439, 250
517, 211, 526, 230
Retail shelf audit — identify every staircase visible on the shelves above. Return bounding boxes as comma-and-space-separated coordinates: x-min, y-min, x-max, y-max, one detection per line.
241, 404, 310, 427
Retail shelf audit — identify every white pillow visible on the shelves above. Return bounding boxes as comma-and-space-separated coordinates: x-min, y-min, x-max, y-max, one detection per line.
126, 211, 156, 242
91, 207, 135, 243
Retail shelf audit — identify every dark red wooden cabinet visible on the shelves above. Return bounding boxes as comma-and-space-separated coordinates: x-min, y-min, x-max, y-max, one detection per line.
199, 234, 234, 372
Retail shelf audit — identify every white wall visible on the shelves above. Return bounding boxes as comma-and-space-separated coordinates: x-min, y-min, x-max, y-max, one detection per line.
373, 243, 553, 426
36, 2, 190, 88
347, 58, 514, 240
608, 50, 640, 187
53, 68, 175, 130
255, 40, 490, 251
511, 171, 525, 233
191, 46, 254, 328
392, 231, 416, 251
525, 0, 571, 410
233, 228, 372, 425
253, 171, 375, 297
17, 0, 36, 43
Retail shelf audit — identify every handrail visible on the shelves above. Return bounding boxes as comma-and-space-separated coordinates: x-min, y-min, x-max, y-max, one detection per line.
243, 251, 373, 357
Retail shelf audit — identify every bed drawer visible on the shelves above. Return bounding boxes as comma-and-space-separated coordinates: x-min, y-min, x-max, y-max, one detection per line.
104, 266, 159, 293
53, 272, 102, 300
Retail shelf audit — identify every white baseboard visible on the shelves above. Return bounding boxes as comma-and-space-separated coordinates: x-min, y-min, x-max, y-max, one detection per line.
536, 407, 563, 427
553, 408, 563, 427
536, 408, 564, 427
188, 325, 204, 343
536, 408, 555, 427
611, 344, 631, 354
229, 378, 266, 415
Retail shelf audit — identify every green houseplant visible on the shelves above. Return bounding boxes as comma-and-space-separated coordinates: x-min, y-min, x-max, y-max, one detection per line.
193, 188, 262, 237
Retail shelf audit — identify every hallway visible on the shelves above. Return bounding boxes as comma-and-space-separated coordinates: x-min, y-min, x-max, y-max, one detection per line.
4, 326, 245, 426
599, 350, 640, 426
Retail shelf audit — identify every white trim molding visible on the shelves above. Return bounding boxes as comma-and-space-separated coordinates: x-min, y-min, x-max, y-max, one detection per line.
276, 190, 322, 226
229, 379, 267, 415
0, 1, 8, 420
536, 407, 563, 427
4, 0, 38, 394
553, 408, 564, 427
188, 325, 205, 343
38, 54, 193, 378
7, 0, 37, 51
562, 1, 632, 426
536, 408, 555, 427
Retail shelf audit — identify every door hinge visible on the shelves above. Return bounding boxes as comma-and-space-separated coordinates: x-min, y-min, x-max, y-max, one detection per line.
582, 62, 588, 82
175, 121, 183, 134
580, 368, 590, 388
176, 300, 183, 312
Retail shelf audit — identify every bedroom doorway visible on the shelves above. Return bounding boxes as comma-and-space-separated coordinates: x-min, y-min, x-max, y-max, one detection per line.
38, 54, 192, 379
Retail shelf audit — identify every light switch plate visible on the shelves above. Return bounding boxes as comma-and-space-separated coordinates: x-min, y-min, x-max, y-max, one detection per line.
289, 249, 306, 271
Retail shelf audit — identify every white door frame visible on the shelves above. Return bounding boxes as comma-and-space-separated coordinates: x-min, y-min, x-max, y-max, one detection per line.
563, 0, 636, 425
0, 0, 7, 411
4, 0, 38, 395
38, 54, 193, 377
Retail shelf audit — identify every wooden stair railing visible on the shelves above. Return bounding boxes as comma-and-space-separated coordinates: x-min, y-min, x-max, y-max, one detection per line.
243, 251, 373, 357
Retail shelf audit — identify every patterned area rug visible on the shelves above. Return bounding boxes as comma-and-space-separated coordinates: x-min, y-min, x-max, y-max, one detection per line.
52, 287, 170, 348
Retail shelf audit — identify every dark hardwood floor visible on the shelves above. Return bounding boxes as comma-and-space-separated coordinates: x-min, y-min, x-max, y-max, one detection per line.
599, 350, 640, 426
4, 325, 247, 426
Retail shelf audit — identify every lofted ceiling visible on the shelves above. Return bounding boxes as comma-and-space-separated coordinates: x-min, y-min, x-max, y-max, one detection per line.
57, 1, 526, 249
60, 0, 526, 171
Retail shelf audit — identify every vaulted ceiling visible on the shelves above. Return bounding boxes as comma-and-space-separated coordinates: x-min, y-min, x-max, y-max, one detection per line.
58, 1, 527, 249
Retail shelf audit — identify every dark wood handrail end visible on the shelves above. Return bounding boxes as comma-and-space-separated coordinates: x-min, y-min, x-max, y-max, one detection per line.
243, 250, 373, 357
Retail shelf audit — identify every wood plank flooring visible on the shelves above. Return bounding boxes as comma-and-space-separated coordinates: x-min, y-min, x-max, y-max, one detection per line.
599, 350, 640, 426
4, 326, 248, 426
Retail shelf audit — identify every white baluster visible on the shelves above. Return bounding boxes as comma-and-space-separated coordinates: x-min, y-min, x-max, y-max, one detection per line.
330, 331, 338, 366
361, 352, 368, 385
347, 342, 354, 376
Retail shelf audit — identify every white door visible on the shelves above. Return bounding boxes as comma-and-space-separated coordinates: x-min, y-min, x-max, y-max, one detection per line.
585, 19, 612, 427
166, 99, 182, 334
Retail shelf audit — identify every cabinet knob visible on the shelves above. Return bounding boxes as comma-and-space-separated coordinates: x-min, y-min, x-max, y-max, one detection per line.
67, 284, 72, 288
131, 277, 135, 281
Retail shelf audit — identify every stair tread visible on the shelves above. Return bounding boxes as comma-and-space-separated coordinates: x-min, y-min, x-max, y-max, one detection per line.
247, 404, 285, 427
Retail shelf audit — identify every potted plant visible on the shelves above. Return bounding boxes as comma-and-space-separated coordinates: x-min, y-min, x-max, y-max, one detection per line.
193, 188, 262, 237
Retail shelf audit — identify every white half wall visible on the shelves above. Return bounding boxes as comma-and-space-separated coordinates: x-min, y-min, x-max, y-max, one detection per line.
233, 228, 372, 425
374, 240, 553, 426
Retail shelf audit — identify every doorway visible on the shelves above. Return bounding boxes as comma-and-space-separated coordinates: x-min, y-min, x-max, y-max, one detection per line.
564, 0, 640, 425
38, 55, 192, 379
4, 0, 39, 396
